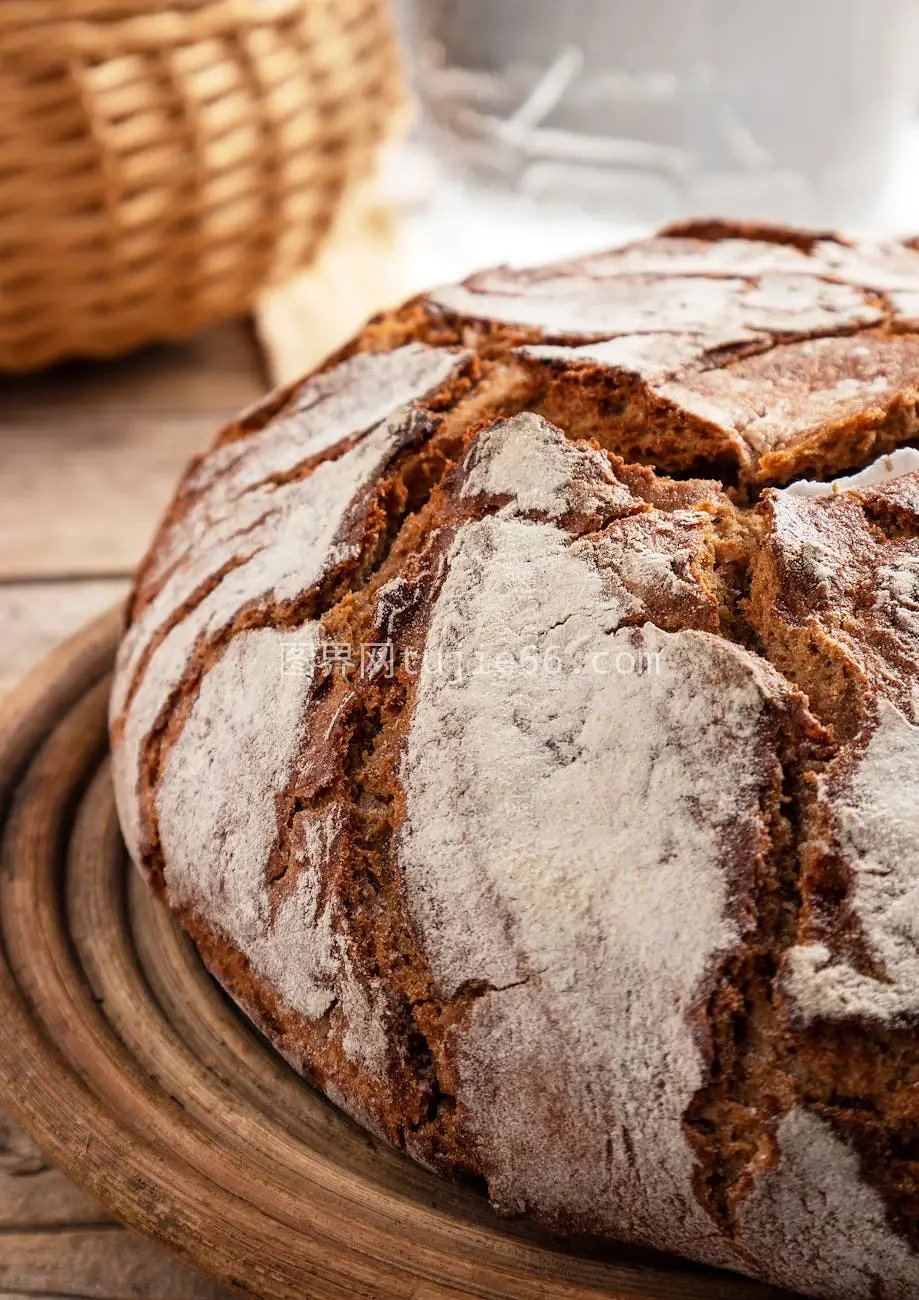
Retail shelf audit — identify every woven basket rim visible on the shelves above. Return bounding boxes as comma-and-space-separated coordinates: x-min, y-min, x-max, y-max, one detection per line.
0, 0, 308, 55
0, 0, 303, 20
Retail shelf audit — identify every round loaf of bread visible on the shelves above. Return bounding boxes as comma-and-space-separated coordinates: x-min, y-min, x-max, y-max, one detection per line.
110, 220, 919, 1300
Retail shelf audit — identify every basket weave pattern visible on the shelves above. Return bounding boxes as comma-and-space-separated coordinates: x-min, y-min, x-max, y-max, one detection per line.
0, 0, 402, 370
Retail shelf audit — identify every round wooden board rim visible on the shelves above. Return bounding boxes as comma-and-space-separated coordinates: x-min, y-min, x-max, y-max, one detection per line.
0, 609, 793, 1300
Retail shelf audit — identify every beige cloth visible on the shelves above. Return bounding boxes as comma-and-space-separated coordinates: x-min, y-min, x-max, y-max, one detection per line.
255, 181, 411, 388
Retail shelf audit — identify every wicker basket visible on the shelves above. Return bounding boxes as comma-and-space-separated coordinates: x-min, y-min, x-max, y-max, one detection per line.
0, 0, 403, 371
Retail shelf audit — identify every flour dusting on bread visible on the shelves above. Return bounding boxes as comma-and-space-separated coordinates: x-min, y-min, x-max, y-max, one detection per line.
110, 221, 919, 1300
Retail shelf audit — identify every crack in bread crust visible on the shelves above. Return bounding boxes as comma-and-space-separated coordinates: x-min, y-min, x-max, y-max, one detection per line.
110, 220, 919, 1300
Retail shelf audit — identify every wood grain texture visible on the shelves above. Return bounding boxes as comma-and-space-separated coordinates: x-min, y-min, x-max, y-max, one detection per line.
0, 320, 267, 1297
0, 581, 129, 700
0, 1115, 114, 1229
0, 323, 266, 580
0, 1226, 233, 1300
0, 613, 797, 1300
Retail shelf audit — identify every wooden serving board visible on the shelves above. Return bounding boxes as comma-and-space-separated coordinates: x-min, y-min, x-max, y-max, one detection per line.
0, 611, 795, 1300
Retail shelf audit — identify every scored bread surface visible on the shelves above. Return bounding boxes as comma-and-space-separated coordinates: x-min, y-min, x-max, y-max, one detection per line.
109, 221, 919, 1300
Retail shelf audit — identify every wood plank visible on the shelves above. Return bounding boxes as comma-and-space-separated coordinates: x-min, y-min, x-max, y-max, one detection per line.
0, 1117, 112, 1231
0, 582, 129, 700
0, 1227, 235, 1299
0, 418, 219, 580
0, 324, 259, 1299
0, 322, 266, 419
0, 323, 265, 581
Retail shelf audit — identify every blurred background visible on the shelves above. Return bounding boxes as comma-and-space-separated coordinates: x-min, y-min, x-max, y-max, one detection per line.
246, 0, 919, 381
396, 0, 919, 279
0, 0, 916, 379
2, 0, 919, 385
0, 3, 917, 1295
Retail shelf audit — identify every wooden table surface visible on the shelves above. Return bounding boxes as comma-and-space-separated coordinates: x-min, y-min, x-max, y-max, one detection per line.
0, 321, 267, 1299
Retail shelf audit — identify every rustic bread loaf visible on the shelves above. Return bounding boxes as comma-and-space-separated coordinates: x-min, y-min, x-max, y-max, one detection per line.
110, 220, 919, 1300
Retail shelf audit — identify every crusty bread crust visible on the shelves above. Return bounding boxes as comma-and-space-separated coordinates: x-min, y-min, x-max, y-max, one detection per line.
111, 221, 919, 1300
